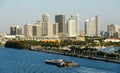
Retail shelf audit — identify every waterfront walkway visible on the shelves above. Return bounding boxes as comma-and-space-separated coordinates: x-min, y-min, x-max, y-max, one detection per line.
31, 49, 120, 64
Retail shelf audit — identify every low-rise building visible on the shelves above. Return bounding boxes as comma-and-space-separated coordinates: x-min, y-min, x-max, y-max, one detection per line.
104, 38, 120, 42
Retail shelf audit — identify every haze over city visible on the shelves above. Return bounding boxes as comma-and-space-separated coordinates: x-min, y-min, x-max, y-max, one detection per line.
0, 0, 120, 33
1, 0, 120, 73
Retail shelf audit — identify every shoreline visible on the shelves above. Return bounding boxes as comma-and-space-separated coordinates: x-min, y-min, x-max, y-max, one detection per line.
31, 49, 120, 64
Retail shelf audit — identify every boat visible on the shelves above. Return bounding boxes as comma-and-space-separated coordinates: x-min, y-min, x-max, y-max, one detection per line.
45, 59, 64, 65
45, 59, 80, 67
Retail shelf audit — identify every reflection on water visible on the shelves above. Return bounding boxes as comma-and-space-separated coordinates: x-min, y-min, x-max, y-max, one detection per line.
0, 47, 119, 73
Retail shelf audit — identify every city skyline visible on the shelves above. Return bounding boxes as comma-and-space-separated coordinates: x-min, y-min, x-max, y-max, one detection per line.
23, 13, 81, 38
0, 0, 120, 33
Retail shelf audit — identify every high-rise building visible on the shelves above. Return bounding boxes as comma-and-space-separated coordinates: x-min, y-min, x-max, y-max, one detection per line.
42, 13, 50, 22
42, 22, 53, 37
67, 15, 80, 37
107, 24, 120, 38
55, 15, 65, 33
107, 24, 115, 37
67, 20, 76, 37
95, 15, 100, 36
85, 15, 100, 37
42, 22, 47, 36
55, 15, 66, 38
85, 18, 95, 36
24, 23, 33, 38
42, 13, 53, 38
53, 23, 58, 36
32, 21, 42, 38
10, 26, 22, 35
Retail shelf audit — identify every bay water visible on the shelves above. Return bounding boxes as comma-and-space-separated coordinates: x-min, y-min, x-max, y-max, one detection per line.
0, 47, 120, 73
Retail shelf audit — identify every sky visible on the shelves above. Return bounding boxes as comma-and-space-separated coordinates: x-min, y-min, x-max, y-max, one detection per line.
0, 0, 120, 33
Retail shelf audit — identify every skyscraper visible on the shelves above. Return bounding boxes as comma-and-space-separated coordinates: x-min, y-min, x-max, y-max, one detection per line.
42, 22, 47, 36
24, 23, 33, 38
42, 22, 53, 38
67, 15, 80, 37
32, 21, 42, 38
85, 15, 100, 37
67, 20, 76, 37
53, 23, 58, 36
10, 26, 22, 35
55, 15, 66, 38
42, 13, 53, 38
95, 15, 100, 36
85, 18, 96, 36
107, 24, 120, 38
42, 13, 50, 22
55, 15, 65, 33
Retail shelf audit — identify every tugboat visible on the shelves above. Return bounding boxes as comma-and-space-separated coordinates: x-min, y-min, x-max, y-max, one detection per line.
45, 59, 80, 67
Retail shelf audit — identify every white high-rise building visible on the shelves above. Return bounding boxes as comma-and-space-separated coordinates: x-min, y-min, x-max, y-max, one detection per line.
42, 13, 53, 38
67, 20, 76, 37
107, 24, 120, 38
32, 21, 42, 38
53, 23, 58, 36
85, 18, 96, 36
42, 22, 47, 36
42, 13, 50, 22
24, 23, 33, 38
67, 15, 80, 37
85, 15, 100, 37
42, 22, 53, 38
95, 15, 100, 36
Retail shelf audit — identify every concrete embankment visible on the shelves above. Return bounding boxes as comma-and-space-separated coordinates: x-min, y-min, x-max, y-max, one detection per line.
31, 49, 120, 64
